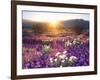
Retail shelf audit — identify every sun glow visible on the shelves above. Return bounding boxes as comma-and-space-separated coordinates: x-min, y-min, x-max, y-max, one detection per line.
48, 19, 59, 28
50, 20, 58, 26
47, 19, 60, 35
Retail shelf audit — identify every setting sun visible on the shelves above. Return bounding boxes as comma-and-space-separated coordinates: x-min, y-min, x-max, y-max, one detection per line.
48, 19, 59, 28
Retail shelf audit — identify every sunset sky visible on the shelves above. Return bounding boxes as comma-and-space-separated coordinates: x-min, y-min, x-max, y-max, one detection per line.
22, 11, 90, 22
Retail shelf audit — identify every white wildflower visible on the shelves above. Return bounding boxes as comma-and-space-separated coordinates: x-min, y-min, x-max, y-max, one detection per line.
69, 56, 77, 62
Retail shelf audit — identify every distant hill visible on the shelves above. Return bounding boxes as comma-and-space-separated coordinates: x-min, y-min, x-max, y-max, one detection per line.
62, 19, 89, 29
61, 19, 89, 34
